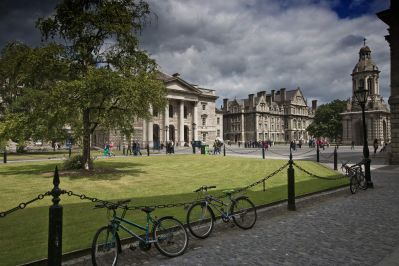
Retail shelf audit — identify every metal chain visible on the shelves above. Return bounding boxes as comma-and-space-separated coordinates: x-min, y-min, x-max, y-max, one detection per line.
233, 162, 290, 194
0, 191, 51, 218
224, 146, 263, 155
319, 152, 334, 160
293, 162, 345, 180
267, 148, 316, 157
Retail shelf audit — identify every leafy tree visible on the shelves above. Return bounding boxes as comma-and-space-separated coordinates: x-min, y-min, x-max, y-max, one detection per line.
1, 0, 166, 169
0, 42, 71, 148
307, 99, 347, 142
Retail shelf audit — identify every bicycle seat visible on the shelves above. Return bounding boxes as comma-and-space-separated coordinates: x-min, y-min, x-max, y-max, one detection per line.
222, 189, 235, 195
141, 206, 155, 213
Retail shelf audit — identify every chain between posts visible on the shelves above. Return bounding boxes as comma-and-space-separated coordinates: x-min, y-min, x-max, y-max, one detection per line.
293, 162, 345, 180
319, 152, 334, 160
224, 146, 263, 155
267, 148, 316, 157
233, 162, 290, 195
0, 191, 51, 218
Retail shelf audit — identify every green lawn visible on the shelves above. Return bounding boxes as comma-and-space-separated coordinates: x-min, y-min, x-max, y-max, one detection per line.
0, 155, 347, 265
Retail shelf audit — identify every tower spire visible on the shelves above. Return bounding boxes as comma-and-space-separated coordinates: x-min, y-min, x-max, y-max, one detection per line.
363, 37, 367, 46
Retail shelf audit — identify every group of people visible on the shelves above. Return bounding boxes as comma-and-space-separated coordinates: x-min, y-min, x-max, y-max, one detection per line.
243, 140, 273, 149
212, 139, 223, 154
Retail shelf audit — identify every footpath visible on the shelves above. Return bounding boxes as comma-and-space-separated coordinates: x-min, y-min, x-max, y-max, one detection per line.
68, 160, 399, 266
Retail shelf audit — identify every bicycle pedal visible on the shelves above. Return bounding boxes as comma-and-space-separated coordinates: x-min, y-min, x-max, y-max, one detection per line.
129, 245, 137, 251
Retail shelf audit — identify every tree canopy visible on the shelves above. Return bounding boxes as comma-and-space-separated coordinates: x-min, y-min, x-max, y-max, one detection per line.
0, 0, 167, 169
306, 99, 347, 142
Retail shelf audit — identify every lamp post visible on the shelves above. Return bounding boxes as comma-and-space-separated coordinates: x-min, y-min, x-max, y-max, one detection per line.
354, 86, 373, 188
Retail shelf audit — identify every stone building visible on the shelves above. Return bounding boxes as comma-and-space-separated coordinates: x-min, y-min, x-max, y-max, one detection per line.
222, 88, 316, 144
378, 1, 399, 164
92, 72, 221, 148
341, 43, 391, 145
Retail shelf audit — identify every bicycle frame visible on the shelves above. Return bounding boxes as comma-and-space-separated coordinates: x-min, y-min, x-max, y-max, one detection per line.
204, 194, 235, 218
109, 208, 158, 244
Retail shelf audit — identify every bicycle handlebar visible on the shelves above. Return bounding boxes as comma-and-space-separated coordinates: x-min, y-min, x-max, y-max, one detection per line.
194, 185, 216, 192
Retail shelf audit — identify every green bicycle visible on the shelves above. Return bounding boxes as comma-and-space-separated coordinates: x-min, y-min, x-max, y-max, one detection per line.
91, 199, 189, 266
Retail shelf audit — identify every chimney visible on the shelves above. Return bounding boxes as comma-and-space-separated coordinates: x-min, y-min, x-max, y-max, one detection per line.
248, 94, 255, 107
271, 90, 275, 102
257, 90, 267, 98
172, 73, 180, 77
266, 95, 272, 105
280, 88, 286, 103
312, 100, 317, 110
223, 98, 228, 111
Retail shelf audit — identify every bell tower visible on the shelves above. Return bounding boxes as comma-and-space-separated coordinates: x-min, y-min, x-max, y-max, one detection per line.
351, 39, 380, 98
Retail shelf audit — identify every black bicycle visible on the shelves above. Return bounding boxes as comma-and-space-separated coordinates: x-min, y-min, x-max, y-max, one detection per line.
186, 185, 257, 239
341, 160, 368, 194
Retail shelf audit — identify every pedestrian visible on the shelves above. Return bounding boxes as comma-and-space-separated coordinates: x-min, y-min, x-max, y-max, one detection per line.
137, 141, 142, 155
351, 140, 355, 150
373, 139, 379, 154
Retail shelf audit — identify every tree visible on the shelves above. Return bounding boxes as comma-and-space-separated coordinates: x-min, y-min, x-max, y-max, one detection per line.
307, 99, 347, 142
0, 42, 72, 148
32, 0, 165, 169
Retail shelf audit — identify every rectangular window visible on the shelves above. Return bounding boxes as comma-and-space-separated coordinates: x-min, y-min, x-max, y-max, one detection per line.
217, 130, 220, 137
217, 117, 220, 125
202, 104, 206, 110
202, 133, 207, 142
202, 117, 206, 126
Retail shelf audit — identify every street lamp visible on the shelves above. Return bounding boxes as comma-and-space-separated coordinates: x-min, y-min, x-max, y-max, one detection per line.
354, 86, 373, 188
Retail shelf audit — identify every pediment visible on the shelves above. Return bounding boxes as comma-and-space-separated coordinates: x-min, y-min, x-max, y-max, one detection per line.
165, 79, 202, 95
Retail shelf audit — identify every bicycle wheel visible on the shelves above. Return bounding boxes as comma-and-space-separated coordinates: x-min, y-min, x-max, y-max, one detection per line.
230, 196, 257, 229
186, 201, 215, 239
153, 216, 189, 257
91, 226, 120, 266
358, 171, 368, 190
350, 175, 359, 194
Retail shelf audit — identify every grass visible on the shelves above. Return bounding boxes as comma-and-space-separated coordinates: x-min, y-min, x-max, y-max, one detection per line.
0, 155, 347, 265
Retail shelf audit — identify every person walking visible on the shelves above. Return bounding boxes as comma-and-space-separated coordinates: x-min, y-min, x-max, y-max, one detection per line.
351, 140, 355, 150
373, 139, 379, 154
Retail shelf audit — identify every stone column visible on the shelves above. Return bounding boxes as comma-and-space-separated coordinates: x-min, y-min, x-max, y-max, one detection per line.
241, 113, 245, 142
164, 104, 169, 142
179, 100, 185, 146
193, 102, 198, 141
378, 1, 399, 164
147, 106, 153, 148
142, 120, 147, 147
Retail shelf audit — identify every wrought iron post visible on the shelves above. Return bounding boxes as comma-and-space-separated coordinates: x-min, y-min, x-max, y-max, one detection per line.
262, 147, 265, 159
223, 144, 226, 156
192, 144, 195, 154
48, 166, 63, 265
316, 144, 320, 162
334, 146, 338, 170
287, 151, 296, 211
147, 144, 150, 156
68, 148, 71, 158
3, 148, 7, 164
123, 146, 125, 156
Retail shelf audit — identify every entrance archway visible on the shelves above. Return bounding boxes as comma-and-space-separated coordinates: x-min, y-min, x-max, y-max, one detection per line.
153, 124, 160, 149
383, 120, 387, 142
184, 125, 189, 144
169, 125, 175, 143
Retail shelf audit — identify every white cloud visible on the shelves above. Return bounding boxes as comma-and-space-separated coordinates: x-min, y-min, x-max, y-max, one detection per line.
140, 0, 390, 106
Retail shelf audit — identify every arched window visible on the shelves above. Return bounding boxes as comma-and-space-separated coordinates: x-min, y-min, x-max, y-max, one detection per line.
169, 104, 173, 118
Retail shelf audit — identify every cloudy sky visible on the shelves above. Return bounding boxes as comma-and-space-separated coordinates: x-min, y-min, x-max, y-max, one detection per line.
0, 0, 391, 107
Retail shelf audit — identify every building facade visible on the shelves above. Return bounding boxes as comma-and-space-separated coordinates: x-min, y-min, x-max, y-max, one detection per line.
341, 44, 391, 145
378, 1, 399, 164
92, 72, 222, 148
222, 88, 316, 144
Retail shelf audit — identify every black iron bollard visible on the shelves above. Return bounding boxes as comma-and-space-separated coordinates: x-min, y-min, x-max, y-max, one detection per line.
192, 145, 195, 154
68, 148, 71, 158
147, 145, 150, 156
3, 149, 7, 163
334, 147, 338, 170
287, 151, 296, 211
262, 147, 265, 159
316, 144, 320, 162
223, 145, 226, 156
48, 167, 63, 266
123, 147, 125, 156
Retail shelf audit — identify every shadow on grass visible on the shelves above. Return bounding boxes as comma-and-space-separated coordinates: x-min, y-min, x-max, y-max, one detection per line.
0, 176, 348, 266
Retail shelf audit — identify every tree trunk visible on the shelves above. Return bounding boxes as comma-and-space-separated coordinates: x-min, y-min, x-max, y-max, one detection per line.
82, 108, 92, 170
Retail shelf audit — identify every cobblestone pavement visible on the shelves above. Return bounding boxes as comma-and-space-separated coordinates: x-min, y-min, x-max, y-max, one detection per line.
70, 164, 399, 266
